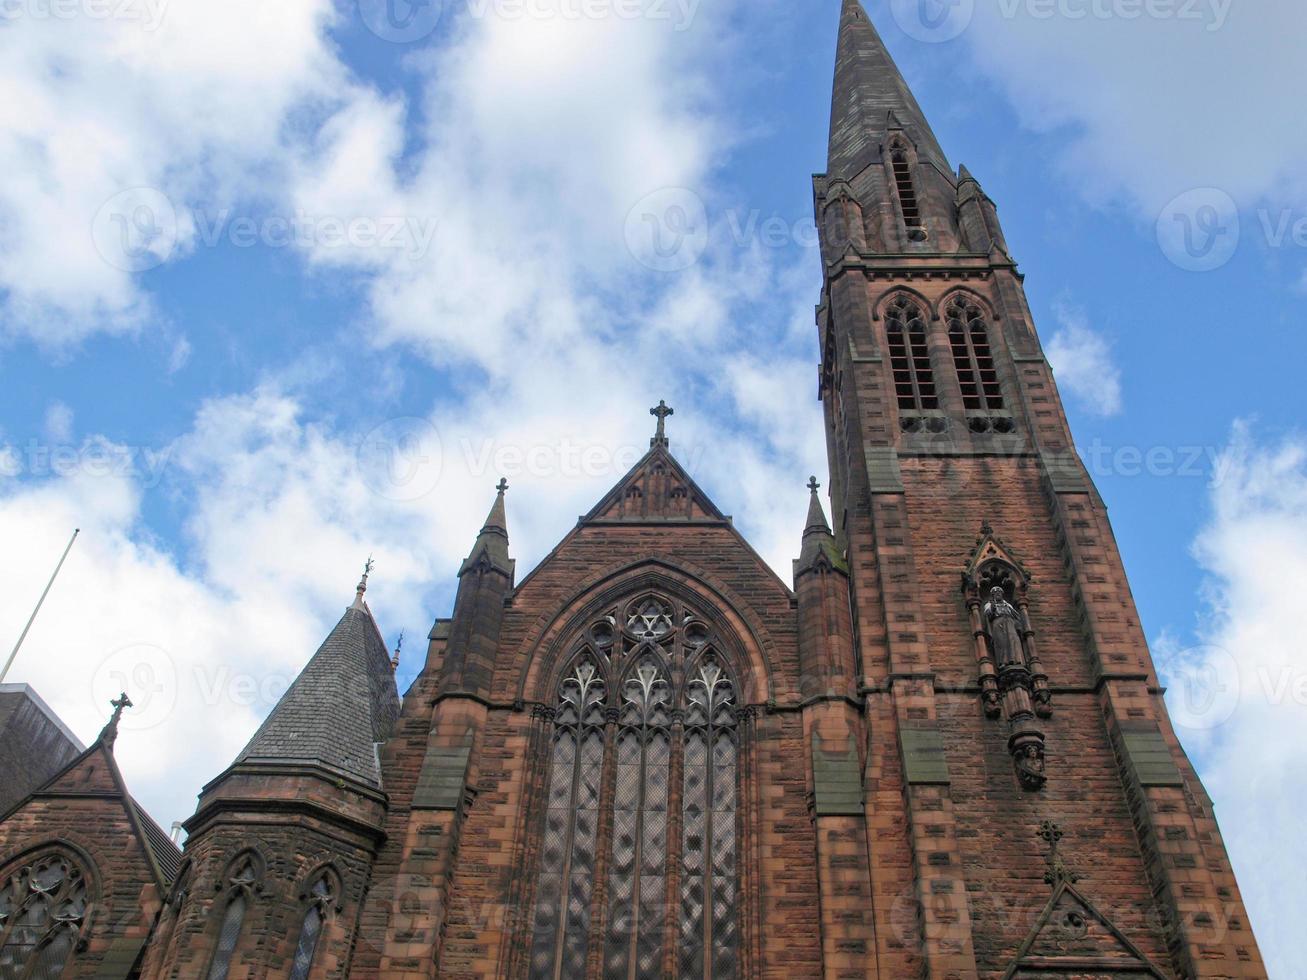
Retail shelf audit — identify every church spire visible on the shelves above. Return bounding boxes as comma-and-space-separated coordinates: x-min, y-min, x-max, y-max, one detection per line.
459, 479, 514, 577
828, 0, 949, 178
794, 476, 845, 579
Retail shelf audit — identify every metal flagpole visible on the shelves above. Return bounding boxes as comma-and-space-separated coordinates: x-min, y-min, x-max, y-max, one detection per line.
0, 528, 80, 684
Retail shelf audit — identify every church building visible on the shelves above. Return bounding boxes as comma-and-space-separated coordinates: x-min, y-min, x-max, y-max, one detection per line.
0, 1, 1267, 977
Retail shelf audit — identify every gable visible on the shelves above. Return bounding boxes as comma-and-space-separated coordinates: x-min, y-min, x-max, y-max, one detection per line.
1, 740, 181, 891
583, 445, 726, 523
1004, 882, 1166, 979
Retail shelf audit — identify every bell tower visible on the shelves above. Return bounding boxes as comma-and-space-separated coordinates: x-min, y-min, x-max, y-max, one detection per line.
813, 1, 1265, 977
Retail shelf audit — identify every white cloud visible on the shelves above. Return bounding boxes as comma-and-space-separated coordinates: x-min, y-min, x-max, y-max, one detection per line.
43, 402, 74, 443
1043, 301, 1123, 417
0, 0, 346, 343
961, 4, 1307, 214
1157, 422, 1307, 980
0, 396, 443, 830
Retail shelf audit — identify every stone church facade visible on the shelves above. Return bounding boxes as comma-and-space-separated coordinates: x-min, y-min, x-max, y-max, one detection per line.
0, 1, 1267, 977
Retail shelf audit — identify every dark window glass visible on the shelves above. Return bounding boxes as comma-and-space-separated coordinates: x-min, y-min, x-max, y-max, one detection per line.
886, 297, 937, 411
947, 300, 1005, 411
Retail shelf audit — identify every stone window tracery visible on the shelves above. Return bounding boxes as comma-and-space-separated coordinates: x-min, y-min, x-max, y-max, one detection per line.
527, 593, 743, 980
0, 850, 89, 980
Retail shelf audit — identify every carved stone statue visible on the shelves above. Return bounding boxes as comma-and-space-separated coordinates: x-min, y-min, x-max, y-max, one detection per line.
984, 586, 1026, 669
1015, 742, 1046, 790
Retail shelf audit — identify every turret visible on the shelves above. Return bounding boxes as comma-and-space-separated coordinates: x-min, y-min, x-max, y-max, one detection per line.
793, 477, 855, 701
442, 479, 515, 697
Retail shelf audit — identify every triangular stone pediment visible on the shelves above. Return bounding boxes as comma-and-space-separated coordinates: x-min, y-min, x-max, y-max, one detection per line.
583, 446, 726, 524
964, 521, 1032, 582
1003, 881, 1166, 979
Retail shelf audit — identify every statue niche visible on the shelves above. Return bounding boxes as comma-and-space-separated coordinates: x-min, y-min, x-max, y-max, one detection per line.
962, 523, 1052, 790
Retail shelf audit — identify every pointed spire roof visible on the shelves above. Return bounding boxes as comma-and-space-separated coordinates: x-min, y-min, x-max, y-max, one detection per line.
795, 477, 846, 578
828, 0, 950, 178
233, 578, 400, 789
459, 479, 515, 577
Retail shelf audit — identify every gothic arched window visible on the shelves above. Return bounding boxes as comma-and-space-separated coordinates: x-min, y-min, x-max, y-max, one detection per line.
206, 853, 261, 980
0, 849, 90, 980
289, 870, 338, 980
886, 297, 937, 411
947, 298, 1004, 411
528, 655, 608, 980
527, 594, 743, 980
604, 653, 671, 978
679, 654, 738, 980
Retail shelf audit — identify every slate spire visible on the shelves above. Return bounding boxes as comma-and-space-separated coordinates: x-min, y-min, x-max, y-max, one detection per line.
828, 0, 949, 178
459, 479, 514, 578
232, 571, 400, 788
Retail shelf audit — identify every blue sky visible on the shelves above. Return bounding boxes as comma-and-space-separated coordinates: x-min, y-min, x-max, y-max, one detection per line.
0, 0, 1304, 974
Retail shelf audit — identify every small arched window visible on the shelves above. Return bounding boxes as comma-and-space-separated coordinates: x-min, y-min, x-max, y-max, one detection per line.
289, 871, 338, 980
885, 297, 937, 411
890, 146, 926, 240
947, 298, 1004, 411
206, 854, 261, 980
0, 849, 90, 980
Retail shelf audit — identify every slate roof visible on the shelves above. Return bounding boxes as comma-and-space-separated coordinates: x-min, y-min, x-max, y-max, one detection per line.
0, 684, 84, 816
233, 605, 400, 789
828, 0, 950, 178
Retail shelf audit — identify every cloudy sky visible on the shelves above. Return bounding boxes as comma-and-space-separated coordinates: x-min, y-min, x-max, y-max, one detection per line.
0, 0, 1303, 973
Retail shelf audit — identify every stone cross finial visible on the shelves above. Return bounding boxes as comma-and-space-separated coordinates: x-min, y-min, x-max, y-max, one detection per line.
807, 476, 820, 494
1038, 820, 1082, 886
650, 400, 674, 446
101, 691, 133, 748
496, 478, 509, 494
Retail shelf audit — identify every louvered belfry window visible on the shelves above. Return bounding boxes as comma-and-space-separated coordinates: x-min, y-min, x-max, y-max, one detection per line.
886, 296, 937, 411
947, 298, 1005, 411
528, 593, 741, 980
0, 850, 89, 980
